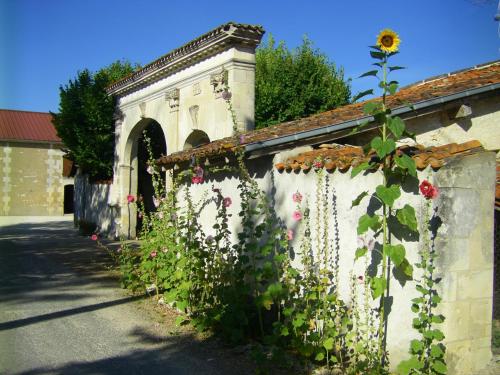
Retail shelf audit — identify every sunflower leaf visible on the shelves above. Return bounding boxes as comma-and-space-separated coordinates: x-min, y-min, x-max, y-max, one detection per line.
352, 89, 374, 102
359, 70, 379, 78
389, 66, 405, 72
369, 45, 382, 51
370, 51, 386, 60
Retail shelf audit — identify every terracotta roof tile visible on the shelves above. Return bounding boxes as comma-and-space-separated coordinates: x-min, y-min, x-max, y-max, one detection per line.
0, 109, 61, 143
158, 60, 500, 169
274, 140, 483, 174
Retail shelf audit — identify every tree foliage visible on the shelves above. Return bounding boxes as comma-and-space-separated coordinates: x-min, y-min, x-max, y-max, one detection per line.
52, 60, 137, 180
255, 36, 351, 129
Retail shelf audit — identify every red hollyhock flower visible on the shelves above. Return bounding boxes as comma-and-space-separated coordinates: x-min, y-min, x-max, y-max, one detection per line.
419, 180, 439, 200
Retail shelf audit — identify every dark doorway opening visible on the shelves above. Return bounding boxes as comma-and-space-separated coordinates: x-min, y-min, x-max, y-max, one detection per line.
64, 185, 74, 214
136, 121, 166, 233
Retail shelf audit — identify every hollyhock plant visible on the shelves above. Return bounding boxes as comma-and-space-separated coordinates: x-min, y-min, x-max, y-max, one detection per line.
223, 197, 232, 208
419, 180, 439, 200
292, 191, 303, 203
293, 210, 302, 221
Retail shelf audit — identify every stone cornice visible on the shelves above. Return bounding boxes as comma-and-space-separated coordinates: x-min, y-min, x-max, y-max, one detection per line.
107, 22, 264, 97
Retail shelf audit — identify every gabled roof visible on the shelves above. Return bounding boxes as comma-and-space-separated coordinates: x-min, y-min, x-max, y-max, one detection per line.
158, 60, 500, 168
0, 109, 61, 143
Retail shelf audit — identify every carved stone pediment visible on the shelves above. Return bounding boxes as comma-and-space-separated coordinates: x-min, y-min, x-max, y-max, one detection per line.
165, 88, 180, 111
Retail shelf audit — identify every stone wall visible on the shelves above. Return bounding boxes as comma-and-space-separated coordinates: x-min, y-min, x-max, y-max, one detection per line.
0, 142, 69, 216
74, 171, 118, 238
175, 150, 496, 374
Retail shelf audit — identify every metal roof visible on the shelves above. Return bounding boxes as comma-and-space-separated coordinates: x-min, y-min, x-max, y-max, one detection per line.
0, 109, 61, 143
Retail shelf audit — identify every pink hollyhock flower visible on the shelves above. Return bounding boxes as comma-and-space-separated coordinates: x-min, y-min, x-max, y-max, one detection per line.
292, 192, 303, 203
147, 165, 154, 175
313, 159, 323, 169
206, 235, 214, 244
223, 197, 232, 208
127, 195, 135, 203
151, 251, 157, 258
287, 229, 294, 241
293, 210, 302, 221
222, 90, 232, 101
138, 212, 143, 219
419, 180, 439, 200
91, 234, 98, 241
192, 176, 204, 184
357, 275, 364, 284
194, 166, 204, 177
239, 134, 246, 144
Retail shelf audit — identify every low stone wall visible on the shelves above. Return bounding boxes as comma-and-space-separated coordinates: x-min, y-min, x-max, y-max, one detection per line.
74, 172, 118, 238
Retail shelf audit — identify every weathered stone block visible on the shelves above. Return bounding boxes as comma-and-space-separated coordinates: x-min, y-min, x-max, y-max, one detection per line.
457, 270, 493, 300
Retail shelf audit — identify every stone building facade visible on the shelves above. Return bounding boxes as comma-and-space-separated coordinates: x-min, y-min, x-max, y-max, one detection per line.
0, 109, 73, 216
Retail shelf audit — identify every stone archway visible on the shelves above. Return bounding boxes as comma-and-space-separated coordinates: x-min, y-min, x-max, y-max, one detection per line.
121, 118, 166, 238
183, 130, 210, 150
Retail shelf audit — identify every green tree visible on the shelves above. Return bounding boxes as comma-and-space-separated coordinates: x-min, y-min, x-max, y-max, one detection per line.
52, 60, 137, 180
255, 36, 351, 129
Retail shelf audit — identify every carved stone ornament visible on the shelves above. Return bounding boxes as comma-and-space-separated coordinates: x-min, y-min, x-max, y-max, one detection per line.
192, 82, 201, 96
165, 88, 180, 111
189, 105, 199, 129
210, 69, 228, 98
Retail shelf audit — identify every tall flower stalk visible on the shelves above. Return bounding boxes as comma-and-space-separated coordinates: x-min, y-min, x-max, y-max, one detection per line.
351, 29, 418, 369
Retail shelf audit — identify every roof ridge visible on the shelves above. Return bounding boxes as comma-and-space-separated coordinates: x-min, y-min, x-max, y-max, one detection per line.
401, 59, 500, 89
0, 108, 51, 115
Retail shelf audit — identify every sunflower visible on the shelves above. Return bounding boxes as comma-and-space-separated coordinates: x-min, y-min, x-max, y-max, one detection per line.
376, 29, 400, 53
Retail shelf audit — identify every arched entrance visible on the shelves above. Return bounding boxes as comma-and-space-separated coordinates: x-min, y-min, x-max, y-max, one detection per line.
122, 118, 166, 237
184, 130, 210, 150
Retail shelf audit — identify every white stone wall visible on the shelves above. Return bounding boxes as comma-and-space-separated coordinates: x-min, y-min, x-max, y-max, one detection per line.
178, 150, 496, 374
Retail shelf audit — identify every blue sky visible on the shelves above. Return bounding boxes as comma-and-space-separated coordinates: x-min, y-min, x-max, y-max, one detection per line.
1, 0, 499, 113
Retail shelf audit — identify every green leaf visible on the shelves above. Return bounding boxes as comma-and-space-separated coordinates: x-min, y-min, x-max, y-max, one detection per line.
292, 316, 305, 328
323, 337, 334, 351
375, 184, 401, 207
371, 137, 396, 159
359, 70, 378, 78
266, 282, 284, 298
357, 214, 381, 235
430, 344, 444, 358
432, 360, 447, 374
370, 51, 386, 60
396, 356, 424, 375
363, 101, 381, 114
389, 66, 405, 72
388, 82, 399, 95
314, 351, 325, 361
384, 244, 406, 266
280, 326, 290, 337
396, 204, 418, 231
388, 116, 405, 139
431, 314, 445, 324
395, 154, 417, 177
352, 89, 374, 102
399, 258, 414, 278
351, 191, 369, 207
351, 163, 372, 178
410, 339, 424, 354
370, 276, 387, 299
175, 315, 188, 326
355, 247, 368, 260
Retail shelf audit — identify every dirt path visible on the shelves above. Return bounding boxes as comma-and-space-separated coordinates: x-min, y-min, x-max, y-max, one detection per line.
0, 217, 255, 375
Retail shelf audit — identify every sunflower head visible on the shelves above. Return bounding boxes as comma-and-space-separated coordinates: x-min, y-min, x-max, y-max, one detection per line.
376, 29, 400, 53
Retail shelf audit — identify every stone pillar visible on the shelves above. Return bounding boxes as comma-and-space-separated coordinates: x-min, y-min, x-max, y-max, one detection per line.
434, 151, 496, 374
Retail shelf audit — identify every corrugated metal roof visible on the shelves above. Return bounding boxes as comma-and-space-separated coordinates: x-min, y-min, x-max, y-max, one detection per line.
0, 109, 61, 143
